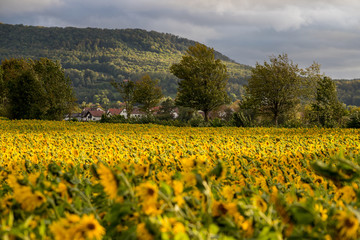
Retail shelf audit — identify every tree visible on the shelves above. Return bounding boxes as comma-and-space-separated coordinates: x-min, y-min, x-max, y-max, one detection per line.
170, 43, 230, 122
310, 76, 346, 127
157, 97, 176, 120
0, 65, 5, 115
134, 74, 163, 116
1, 58, 76, 120
111, 79, 136, 119
94, 90, 110, 109
32, 58, 76, 120
7, 69, 48, 119
244, 54, 307, 126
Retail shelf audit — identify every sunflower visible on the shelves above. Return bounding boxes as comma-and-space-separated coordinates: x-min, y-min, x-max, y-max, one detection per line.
55, 182, 72, 203
222, 185, 234, 201
142, 201, 163, 216
172, 222, 186, 234
183, 172, 196, 187
8, 175, 46, 212
137, 222, 154, 240
136, 182, 158, 203
314, 204, 328, 221
50, 213, 105, 240
76, 214, 105, 240
212, 200, 237, 217
49, 214, 81, 240
134, 163, 150, 177
97, 163, 118, 200
335, 210, 359, 240
252, 195, 267, 213
172, 180, 183, 196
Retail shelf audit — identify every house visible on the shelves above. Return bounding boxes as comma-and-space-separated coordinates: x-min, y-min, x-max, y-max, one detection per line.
130, 108, 146, 118
64, 113, 83, 121
83, 110, 106, 121
150, 106, 161, 115
107, 108, 125, 117
105, 107, 146, 119
171, 107, 179, 119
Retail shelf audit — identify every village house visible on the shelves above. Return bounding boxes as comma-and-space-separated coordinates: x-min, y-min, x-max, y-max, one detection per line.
63, 113, 83, 121
82, 109, 106, 121
106, 107, 146, 119
64, 105, 166, 121
107, 108, 125, 118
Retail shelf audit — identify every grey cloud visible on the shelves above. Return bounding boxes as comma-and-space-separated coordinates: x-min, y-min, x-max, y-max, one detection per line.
0, 0, 63, 16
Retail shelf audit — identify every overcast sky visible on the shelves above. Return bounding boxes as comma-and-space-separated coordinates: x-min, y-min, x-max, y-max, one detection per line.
1, 0, 360, 79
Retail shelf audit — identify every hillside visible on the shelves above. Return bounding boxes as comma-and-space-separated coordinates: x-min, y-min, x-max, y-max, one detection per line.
334, 79, 360, 106
0, 23, 252, 103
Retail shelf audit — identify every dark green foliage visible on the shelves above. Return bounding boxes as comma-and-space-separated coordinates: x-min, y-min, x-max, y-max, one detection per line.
0, 24, 251, 103
244, 54, 305, 126
1, 58, 76, 120
156, 98, 176, 120
7, 69, 47, 119
232, 112, 252, 127
347, 110, 360, 128
134, 75, 163, 115
170, 43, 230, 122
32, 58, 77, 120
0, 65, 5, 115
335, 79, 360, 106
111, 79, 136, 119
310, 76, 346, 127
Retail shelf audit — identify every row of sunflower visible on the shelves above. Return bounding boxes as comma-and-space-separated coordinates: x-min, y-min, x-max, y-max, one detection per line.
1, 120, 360, 239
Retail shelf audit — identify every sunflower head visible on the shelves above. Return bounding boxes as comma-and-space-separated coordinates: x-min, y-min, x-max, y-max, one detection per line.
335, 210, 359, 240
136, 182, 158, 202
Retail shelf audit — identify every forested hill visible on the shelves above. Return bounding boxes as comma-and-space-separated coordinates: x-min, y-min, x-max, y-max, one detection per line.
0, 23, 252, 103
334, 79, 360, 106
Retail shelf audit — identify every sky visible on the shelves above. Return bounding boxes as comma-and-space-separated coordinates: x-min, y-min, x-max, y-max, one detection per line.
1, 0, 360, 79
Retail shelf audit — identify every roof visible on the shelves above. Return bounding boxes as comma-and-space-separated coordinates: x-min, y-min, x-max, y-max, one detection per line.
107, 108, 124, 115
151, 106, 160, 111
87, 110, 105, 117
131, 108, 145, 115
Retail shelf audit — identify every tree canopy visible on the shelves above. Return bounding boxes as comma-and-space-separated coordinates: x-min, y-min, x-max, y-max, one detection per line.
310, 76, 346, 127
243, 54, 313, 126
0, 58, 76, 120
111, 79, 136, 119
134, 74, 163, 116
170, 43, 230, 122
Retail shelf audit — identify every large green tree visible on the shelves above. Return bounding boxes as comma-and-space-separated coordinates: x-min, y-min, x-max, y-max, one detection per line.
134, 74, 163, 116
310, 76, 346, 127
32, 58, 76, 120
170, 43, 230, 122
0, 65, 4, 115
244, 54, 310, 126
111, 79, 136, 119
1, 58, 76, 120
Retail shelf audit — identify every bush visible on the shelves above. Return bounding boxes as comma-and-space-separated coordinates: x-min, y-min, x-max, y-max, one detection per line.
347, 111, 360, 128
232, 112, 252, 127
210, 118, 227, 127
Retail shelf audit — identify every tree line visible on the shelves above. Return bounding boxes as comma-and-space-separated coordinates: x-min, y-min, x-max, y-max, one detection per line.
1, 43, 359, 128
110, 43, 358, 128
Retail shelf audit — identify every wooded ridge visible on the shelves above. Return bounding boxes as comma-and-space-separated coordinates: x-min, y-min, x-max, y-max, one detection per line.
0, 23, 251, 103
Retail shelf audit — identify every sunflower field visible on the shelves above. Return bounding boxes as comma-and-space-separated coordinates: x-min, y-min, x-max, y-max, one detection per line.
1, 120, 360, 240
